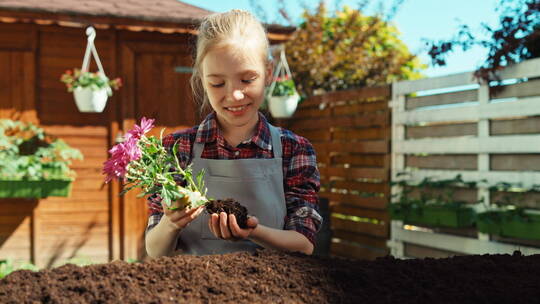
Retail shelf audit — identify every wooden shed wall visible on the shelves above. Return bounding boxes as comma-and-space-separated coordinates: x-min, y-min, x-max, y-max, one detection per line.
0, 21, 198, 267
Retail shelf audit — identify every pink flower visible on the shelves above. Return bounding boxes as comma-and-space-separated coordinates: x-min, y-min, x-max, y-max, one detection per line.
126, 117, 155, 140
102, 136, 141, 183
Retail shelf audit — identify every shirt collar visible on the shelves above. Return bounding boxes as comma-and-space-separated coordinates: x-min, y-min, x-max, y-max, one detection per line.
195, 111, 272, 150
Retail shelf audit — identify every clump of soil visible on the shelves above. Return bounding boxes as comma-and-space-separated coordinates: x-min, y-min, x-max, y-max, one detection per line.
2, 250, 540, 303
205, 198, 248, 228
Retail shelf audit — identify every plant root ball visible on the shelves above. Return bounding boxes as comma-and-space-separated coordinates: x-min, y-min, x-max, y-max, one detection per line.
205, 198, 249, 229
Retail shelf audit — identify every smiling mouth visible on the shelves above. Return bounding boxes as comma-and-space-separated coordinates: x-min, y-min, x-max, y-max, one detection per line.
225, 104, 250, 112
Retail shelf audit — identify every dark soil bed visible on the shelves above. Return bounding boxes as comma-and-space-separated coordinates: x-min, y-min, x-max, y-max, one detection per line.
1, 250, 540, 303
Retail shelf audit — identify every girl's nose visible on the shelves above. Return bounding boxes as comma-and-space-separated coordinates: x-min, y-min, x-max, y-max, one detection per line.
232, 90, 244, 101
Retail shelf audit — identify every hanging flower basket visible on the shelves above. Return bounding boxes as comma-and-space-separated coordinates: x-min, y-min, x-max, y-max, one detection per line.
60, 27, 122, 113
0, 180, 72, 198
266, 45, 300, 119
73, 86, 109, 113
268, 93, 300, 119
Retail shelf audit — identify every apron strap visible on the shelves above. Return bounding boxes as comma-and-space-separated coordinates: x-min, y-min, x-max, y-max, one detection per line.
268, 124, 282, 159
191, 119, 283, 159
192, 138, 205, 159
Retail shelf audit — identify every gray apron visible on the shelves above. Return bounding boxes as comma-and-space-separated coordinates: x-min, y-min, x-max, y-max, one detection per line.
175, 123, 287, 255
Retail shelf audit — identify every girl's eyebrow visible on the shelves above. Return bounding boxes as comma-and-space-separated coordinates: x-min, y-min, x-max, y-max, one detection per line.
205, 70, 260, 78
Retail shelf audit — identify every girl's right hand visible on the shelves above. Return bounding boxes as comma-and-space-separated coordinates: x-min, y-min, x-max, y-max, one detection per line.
162, 205, 205, 231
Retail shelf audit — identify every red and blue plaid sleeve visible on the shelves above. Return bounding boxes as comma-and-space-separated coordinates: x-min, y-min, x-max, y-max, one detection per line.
281, 129, 323, 247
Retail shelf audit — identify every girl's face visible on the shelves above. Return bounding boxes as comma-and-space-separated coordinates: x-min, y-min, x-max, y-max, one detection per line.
201, 43, 270, 132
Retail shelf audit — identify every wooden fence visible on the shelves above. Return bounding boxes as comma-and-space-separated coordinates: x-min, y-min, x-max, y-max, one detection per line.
388, 57, 540, 258
277, 86, 392, 260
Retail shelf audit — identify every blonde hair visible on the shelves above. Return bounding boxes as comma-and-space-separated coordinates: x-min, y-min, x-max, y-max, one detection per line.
190, 9, 270, 113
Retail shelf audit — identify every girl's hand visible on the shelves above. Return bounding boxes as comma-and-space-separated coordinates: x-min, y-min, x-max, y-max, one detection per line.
208, 213, 259, 240
162, 205, 205, 231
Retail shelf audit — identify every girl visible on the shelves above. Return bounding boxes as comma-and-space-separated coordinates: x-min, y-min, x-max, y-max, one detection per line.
145, 9, 322, 257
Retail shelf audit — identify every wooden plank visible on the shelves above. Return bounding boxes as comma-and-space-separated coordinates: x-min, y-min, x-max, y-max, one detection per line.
331, 241, 388, 260
396, 96, 540, 125
43, 190, 108, 201
289, 111, 389, 131
301, 86, 390, 108
44, 125, 110, 137
498, 57, 540, 80
40, 224, 109, 235
390, 221, 540, 255
398, 169, 540, 190
493, 78, 540, 100
331, 204, 389, 221
491, 191, 540, 209
325, 193, 387, 210
396, 135, 540, 154
0, 24, 35, 50
0, 215, 32, 225
406, 123, 477, 139
38, 200, 109, 213
406, 89, 477, 110
330, 154, 388, 167
491, 234, 540, 248
332, 100, 389, 116
332, 230, 388, 250
39, 214, 108, 227
406, 155, 477, 170
330, 216, 389, 238
293, 129, 331, 142
0, 199, 39, 214
333, 127, 389, 141
0, 51, 10, 119
393, 71, 475, 95
107, 29, 118, 262
40, 56, 112, 70
406, 187, 478, 204
404, 243, 460, 259
491, 154, 540, 171
325, 180, 389, 194
320, 167, 389, 181
314, 140, 389, 154
38, 100, 111, 126
291, 107, 331, 119
491, 117, 540, 135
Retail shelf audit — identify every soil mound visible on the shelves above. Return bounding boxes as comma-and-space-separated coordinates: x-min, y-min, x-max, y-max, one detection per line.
1, 250, 540, 303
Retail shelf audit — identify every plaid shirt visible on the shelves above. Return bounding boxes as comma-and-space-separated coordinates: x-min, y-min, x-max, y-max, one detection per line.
147, 111, 322, 246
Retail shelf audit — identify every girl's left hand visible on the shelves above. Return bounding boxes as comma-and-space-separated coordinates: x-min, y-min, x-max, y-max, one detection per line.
208, 213, 258, 241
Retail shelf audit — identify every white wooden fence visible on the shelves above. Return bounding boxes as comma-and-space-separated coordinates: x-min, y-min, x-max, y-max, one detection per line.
388, 58, 540, 258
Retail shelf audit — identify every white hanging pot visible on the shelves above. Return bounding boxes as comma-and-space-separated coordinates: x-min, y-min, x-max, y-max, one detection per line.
73, 87, 108, 113
268, 93, 300, 118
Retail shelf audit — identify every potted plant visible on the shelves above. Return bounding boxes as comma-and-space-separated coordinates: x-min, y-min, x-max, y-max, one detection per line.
103, 118, 251, 227
0, 120, 83, 198
60, 68, 122, 113
266, 75, 301, 119
477, 183, 540, 239
390, 174, 477, 228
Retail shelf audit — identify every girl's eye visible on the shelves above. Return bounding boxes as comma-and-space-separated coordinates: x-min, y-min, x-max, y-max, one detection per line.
242, 78, 257, 84
210, 83, 224, 88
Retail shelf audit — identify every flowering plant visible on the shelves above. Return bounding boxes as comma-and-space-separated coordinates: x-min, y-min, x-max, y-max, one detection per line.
0, 119, 83, 181
60, 69, 122, 96
103, 117, 209, 210
270, 75, 297, 97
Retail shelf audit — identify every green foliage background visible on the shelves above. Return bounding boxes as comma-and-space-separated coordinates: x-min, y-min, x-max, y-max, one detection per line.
284, 3, 425, 97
